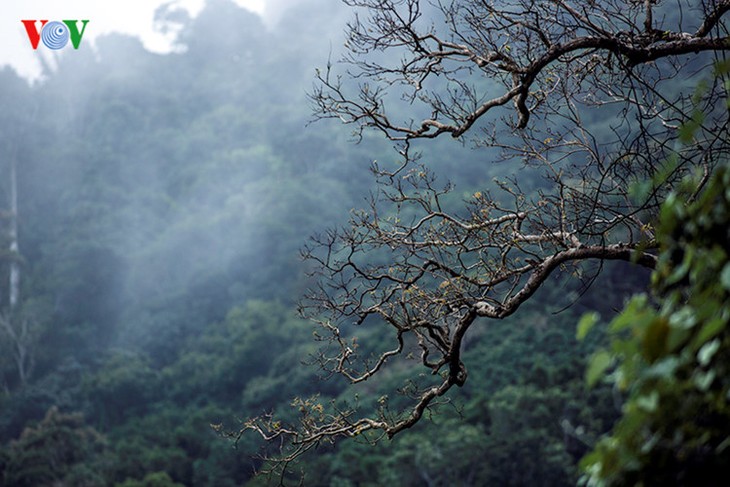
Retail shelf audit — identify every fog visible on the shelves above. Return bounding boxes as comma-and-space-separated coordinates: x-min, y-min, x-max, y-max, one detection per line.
0, 0, 336, 80
1, 0, 369, 355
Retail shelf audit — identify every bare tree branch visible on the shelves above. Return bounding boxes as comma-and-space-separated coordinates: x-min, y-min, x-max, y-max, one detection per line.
242, 0, 730, 469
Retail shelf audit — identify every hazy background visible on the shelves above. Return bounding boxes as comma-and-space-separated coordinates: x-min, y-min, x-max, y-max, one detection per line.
0, 0, 319, 80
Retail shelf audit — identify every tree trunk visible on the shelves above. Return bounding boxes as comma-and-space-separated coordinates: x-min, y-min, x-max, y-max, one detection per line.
1, 153, 33, 387
9, 156, 19, 311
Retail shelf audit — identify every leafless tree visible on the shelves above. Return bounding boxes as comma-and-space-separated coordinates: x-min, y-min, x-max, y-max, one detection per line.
242, 0, 730, 465
0, 311, 36, 388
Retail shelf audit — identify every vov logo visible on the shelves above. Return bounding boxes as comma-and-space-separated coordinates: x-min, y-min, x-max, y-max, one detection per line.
21, 20, 90, 50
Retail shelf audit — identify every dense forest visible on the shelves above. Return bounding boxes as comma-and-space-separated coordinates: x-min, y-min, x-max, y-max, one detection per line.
1, 0, 729, 486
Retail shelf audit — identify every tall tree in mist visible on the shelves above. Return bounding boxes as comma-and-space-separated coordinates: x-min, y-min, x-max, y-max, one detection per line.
0, 70, 35, 389
242, 0, 730, 461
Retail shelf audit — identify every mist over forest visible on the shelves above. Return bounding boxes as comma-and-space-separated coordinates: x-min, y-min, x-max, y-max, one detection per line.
1, 0, 729, 485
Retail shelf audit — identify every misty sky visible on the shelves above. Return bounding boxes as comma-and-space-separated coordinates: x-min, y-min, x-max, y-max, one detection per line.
0, 0, 300, 81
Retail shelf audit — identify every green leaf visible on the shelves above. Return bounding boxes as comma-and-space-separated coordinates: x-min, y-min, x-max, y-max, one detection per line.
665, 247, 693, 286
586, 351, 613, 388
721, 263, 730, 290
717, 436, 730, 453
577, 312, 600, 341
636, 391, 659, 412
678, 110, 704, 143
640, 432, 660, 454
691, 317, 726, 350
697, 338, 721, 367
609, 295, 648, 333
694, 370, 716, 391
629, 179, 653, 203
668, 306, 697, 330
644, 357, 679, 379
641, 317, 669, 362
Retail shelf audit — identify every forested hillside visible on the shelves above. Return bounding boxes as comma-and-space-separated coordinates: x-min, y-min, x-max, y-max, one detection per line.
1, 0, 727, 486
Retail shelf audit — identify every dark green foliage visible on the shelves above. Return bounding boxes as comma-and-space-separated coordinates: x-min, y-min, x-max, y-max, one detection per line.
581, 164, 730, 485
85, 351, 161, 426
0, 407, 108, 487
0, 359, 86, 439
116, 471, 186, 487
